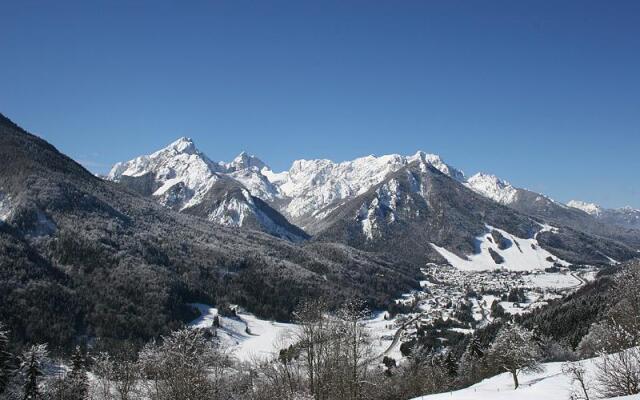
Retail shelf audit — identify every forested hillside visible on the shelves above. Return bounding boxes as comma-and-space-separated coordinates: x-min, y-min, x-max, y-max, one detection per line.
0, 113, 419, 351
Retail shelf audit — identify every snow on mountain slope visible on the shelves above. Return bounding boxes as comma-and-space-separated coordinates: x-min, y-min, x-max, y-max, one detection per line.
204, 187, 258, 226
229, 168, 281, 201
410, 352, 638, 400
184, 180, 308, 241
567, 200, 603, 216
466, 173, 518, 205
108, 139, 302, 239
226, 151, 268, 171
108, 137, 224, 210
267, 151, 464, 226
357, 172, 424, 240
431, 226, 568, 271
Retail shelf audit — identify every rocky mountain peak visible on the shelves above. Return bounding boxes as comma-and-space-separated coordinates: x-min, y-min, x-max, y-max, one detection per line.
228, 151, 268, 171
166, 136, 197, 154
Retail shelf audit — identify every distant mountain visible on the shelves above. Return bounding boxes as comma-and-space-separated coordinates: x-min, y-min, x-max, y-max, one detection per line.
567, 200, 603, 216
182, 175, 308, 242
262, 151, 465, 229
0, 113, 417, 348
466, 172, 640, 251
110, 139, 640, 267
108, 138, 304, 241
307, 161, 636, 266
568, 200, 640, 231
465, 173, 518, 205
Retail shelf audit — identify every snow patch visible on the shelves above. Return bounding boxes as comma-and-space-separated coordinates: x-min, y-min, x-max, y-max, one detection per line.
0, 192, 11, 222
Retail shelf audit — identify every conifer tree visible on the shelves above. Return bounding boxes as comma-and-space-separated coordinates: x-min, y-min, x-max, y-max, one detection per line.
0, 323, 12, 395
20, 344, 48, 400
67, 346, 88, 400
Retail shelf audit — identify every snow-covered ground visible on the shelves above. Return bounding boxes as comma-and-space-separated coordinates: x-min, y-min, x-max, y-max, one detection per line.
189, 304, 299, 362
0, 192, 11, 222
431, 226, 569, 272
190, 304, 407, 363
523, 271, 581, 289
363, 311, 403, 361
410, 352, 639, 400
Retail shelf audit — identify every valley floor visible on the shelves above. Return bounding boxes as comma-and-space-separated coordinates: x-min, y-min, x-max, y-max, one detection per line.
188, 265, 595, 365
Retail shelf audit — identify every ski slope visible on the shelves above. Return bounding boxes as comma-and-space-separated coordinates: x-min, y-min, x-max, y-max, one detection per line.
431, 226, 569, 271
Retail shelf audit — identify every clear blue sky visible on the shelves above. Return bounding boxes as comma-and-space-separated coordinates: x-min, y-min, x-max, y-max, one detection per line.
1, 1, 639, 208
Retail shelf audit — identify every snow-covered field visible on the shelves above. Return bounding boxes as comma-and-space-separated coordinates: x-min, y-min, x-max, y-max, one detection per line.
523, 271, 582, 289
431, 226, 569, 272
410, 353, 639, 400
189, 304, 299, 362
362, 311, 403, 360
190, 304, 408, 364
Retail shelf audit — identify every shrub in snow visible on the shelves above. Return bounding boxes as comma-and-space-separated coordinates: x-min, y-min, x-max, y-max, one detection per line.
594, 347, 640, 398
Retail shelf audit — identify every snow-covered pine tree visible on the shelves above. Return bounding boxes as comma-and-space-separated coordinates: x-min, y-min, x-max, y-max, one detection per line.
487, 324, 542, 389
0, 323, 12, 395
20, 344, 48, 400
66, 346, 88, 400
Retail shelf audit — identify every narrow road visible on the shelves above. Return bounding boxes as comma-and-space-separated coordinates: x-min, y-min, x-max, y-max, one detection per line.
377, 311, 427, 359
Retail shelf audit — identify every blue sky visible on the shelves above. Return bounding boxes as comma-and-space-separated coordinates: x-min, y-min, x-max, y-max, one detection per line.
1, 1, 639, 208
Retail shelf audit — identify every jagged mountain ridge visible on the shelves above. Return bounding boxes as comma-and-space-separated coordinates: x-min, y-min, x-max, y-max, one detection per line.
307, 162, 637, 266
109, 139, 468, 231
109, 137, 640, 266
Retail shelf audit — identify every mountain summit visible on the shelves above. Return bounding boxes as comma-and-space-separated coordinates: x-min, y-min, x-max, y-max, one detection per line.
228, 151, 268, 171
107, 138, 305, 240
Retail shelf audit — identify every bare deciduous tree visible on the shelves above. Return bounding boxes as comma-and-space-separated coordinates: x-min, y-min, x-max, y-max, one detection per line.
562, 361, 591, 400
487, 325, 542, 389
595, 347, 640, 398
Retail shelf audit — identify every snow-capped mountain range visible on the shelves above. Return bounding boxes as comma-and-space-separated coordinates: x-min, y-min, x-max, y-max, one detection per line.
567, 200, 640, 230
108, 138, 470, 233
107, 137, 639, 266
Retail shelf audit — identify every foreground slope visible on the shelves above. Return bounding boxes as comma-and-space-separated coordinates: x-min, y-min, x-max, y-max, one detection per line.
410, 354, 637, 400
0, 113, 418, 348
